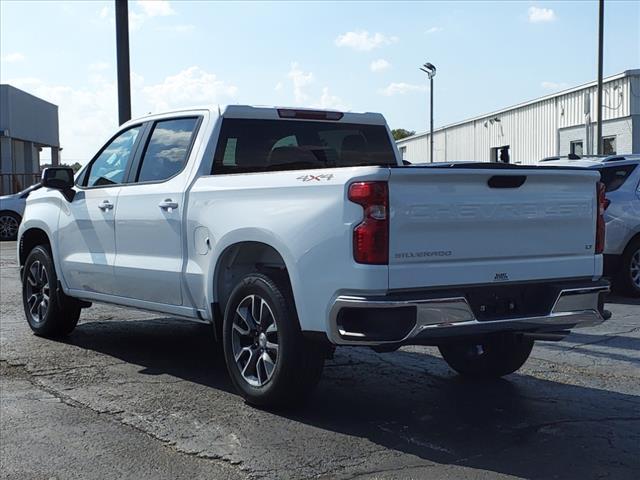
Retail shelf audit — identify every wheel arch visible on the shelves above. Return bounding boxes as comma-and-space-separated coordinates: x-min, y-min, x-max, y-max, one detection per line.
19, 227, 52, 266
623, 232, 640, 254
213, 240, 292, 312
0, 209, 22, 220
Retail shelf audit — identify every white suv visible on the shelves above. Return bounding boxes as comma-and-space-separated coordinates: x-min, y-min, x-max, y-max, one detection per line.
542, 155, 640, 296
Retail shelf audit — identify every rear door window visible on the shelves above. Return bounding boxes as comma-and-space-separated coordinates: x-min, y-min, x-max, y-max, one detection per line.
598, 165, 637, 192
136, 117, 199, 183
212, 119, 395, 174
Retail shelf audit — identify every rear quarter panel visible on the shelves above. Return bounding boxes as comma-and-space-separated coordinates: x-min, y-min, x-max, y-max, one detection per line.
604, 166, 640, 254
186, 167, 389, 332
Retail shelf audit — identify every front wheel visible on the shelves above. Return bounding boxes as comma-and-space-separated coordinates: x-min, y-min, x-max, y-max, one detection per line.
438, 334, 534, 379
222, 273, 325, 408
22, 245, 81, 337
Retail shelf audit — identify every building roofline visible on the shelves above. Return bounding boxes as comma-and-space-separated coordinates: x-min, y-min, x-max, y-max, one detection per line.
0, 83, 59, 110
396, 69, 640, 144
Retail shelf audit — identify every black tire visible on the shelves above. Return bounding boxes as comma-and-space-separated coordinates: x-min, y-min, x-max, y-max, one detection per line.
0, 211, 21, 241
617, 239, 640, 297
222, 273, 325, 408
438, 334, 534, 379
22, 245, 81, 337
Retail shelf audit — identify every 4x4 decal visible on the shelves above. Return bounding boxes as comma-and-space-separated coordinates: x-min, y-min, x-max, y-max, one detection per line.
296, 174, 334, 182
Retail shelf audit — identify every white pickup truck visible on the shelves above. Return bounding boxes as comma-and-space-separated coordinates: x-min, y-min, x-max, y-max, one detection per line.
19, 106, 610, 407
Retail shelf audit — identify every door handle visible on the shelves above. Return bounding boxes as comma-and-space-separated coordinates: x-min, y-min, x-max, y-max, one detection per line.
98, 200, 114, 211
158, 199, 179, 211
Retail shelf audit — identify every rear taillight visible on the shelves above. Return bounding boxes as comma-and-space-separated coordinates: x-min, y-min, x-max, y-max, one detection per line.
595, 181, 607, 254
348, 181, 389, 265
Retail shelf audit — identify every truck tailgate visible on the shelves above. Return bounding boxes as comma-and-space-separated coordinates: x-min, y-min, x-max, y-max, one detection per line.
388, 167, 600, 290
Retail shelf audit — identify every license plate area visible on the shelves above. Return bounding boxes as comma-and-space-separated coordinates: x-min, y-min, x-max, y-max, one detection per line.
465, 283, 558, 321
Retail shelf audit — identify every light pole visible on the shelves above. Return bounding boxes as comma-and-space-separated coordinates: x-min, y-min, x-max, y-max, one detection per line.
115, 0, 131, 125
596, 0, 604, 154
420, 63, 436, 163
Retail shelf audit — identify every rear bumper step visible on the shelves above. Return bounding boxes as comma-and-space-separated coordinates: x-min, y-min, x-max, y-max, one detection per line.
328, 280, 610, 346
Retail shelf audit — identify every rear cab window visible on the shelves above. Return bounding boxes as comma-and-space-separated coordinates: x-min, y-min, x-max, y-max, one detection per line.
598, 164, 638, 192
212, 119, 396, 174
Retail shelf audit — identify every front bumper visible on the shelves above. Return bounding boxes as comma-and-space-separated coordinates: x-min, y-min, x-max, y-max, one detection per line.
328, 279, 610, 346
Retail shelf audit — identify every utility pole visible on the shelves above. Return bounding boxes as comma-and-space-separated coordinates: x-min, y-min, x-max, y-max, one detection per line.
429, 75, 434, 163
420, 63, 436, 163
596, 0, 604, 154
115, 0, 131, 125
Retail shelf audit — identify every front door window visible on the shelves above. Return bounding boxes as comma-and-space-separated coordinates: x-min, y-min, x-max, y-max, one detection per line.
85, 127, 142, 187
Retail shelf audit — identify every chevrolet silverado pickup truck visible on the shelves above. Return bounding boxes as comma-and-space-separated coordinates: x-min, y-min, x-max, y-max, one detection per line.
19, 106, 610, 407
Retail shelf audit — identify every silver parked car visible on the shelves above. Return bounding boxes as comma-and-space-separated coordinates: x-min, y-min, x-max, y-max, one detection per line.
542, 155, 640, 296
0, 183, 41, 241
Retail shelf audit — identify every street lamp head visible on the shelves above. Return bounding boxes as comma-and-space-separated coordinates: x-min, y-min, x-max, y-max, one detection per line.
419, 62, 436, 78
418, 62, 436, 163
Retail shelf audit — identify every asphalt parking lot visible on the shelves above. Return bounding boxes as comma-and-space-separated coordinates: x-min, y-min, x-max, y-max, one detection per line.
1, 241, 639, 480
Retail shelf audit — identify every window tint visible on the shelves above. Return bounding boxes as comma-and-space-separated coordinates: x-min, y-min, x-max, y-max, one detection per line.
599, 164, 637, 192
86, 126, 141, 187
212, 119, 395, 174
136, 118, 199, 183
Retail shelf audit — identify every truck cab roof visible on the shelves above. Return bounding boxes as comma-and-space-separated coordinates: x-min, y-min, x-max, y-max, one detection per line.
126, 105, 388, 126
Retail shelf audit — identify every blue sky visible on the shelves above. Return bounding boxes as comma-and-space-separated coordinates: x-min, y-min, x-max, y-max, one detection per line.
1, 0, 638, 162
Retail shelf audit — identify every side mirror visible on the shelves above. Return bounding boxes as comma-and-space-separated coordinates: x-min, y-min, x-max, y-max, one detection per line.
42, 167, 74, 190
41, 167, 75, 201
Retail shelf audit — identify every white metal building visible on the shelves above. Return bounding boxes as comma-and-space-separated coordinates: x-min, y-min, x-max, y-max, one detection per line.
396, 69, 640, 165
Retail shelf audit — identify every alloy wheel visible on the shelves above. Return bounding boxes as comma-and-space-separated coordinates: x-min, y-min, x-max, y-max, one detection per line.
25, 260, 50, 324
231, 294, 279, 387
631, 248, 640, 289
0, 215, 19, 240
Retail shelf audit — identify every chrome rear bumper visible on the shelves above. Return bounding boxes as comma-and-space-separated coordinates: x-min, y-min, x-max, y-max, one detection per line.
328, 283, 609, 346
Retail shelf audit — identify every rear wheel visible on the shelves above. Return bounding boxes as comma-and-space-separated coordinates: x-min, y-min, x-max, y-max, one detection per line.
438, 334, 534, 378
618, 239, 640, 297
22, 245, 81, 337
222, 273, 325, 408
0, 211, 20, 241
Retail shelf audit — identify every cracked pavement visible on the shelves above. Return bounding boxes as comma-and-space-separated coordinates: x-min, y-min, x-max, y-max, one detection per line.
1, 241, 639, 479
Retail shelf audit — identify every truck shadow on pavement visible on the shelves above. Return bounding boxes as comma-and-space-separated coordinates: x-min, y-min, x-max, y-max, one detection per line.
605, 294, 640, 306
300, 347, 640, 479
64, 318, 640, 480
66, 318, 235, 394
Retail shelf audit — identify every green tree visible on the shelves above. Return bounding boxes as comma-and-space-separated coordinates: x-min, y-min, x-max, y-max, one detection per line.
391, 128, 415, 141
40, 162, 83, 173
